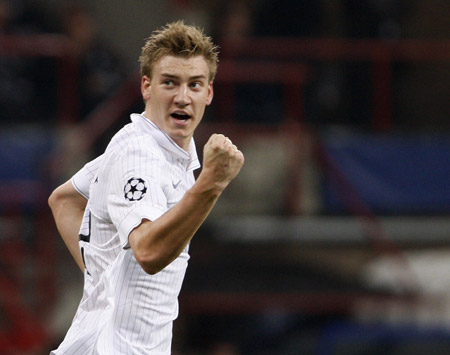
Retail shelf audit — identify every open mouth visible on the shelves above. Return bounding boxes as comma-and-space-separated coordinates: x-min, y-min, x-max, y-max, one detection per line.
171, 112, 191, 121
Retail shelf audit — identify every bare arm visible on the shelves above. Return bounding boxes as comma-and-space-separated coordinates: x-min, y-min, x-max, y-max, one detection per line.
48, 180, 87, 272
129, 134, 244, 274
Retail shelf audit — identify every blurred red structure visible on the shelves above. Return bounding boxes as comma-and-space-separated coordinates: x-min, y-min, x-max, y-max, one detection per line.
0, 34, 78, 353
220, 37, 450, 131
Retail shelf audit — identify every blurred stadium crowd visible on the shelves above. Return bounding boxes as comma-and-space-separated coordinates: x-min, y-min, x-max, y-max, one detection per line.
0, 0, 449, 354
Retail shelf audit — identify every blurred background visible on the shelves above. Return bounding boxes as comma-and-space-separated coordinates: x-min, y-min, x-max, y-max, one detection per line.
0, 0, 449, 354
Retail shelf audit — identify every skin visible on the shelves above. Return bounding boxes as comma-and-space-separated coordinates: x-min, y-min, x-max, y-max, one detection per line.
141, 55, 214, 151
48, 180, 86, 272
49, 54, 244, 275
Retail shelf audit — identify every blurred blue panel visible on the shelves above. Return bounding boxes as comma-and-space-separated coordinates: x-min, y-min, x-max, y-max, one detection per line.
318, 320, 450, 355
0, 126, 53, 210
0, 126, 52, 180
321, 130, 450, 214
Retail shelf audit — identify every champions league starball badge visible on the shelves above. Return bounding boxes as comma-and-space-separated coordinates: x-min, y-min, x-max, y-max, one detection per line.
124, 177, 148, 201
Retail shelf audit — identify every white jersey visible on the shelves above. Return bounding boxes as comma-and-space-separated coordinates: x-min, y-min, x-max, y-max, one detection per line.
52, 113, 200, 355
71, 153, 104, 200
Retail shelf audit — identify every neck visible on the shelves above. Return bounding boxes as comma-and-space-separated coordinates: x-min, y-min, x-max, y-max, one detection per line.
141, 111, 191, 152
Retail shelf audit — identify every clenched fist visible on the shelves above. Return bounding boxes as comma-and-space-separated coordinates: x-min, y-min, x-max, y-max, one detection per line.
198, 134, 244, 193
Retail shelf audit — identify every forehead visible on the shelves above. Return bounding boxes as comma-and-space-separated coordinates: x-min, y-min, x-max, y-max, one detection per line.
153, 55, 210, 79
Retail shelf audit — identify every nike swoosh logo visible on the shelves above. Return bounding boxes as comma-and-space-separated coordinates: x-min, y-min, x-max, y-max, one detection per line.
172, 180, 181, 189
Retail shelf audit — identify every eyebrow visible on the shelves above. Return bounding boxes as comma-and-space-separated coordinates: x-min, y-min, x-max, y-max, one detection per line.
161, 73, 207, 81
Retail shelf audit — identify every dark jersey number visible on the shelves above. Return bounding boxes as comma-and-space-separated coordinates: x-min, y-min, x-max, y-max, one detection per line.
79, 209, 91, 275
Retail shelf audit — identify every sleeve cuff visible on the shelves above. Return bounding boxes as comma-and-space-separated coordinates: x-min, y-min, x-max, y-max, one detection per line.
71, 175, 89, 200
117, 203, 165, 248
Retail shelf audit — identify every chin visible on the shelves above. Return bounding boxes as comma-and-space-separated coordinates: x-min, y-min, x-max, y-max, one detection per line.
168, 131, 191, 146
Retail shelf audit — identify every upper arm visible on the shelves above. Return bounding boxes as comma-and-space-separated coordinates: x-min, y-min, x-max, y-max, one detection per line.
48, 180, 88, 272
49, 180, 87, 213
49, 154, 103, 213
106, 147, 167, 247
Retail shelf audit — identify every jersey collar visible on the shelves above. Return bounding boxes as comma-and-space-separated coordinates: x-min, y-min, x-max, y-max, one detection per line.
131, 113, 201, 171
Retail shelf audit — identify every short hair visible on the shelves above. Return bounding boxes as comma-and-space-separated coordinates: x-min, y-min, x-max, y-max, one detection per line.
139, 21, 219, 82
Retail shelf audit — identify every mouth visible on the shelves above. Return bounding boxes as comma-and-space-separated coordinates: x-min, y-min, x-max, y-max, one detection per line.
170, 111, 192, 121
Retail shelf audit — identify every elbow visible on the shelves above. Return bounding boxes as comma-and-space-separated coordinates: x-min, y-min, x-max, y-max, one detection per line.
48, 188, 62, 212
129, 221, 176, 275
134, 251, 166, 275
142, 264, 163, 276
129, 222, 168, 275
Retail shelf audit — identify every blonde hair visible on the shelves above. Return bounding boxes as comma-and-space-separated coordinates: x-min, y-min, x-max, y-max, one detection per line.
139, 21, 219, 81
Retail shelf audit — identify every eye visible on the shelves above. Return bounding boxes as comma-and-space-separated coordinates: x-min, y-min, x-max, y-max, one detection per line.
163, 79, 174, 86
190, 82, 201, 89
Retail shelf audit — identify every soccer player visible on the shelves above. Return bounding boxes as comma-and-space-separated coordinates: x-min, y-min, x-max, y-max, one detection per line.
48, 21, 244, 354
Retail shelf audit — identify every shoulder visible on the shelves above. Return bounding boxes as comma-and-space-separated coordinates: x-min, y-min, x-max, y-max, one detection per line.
107, 124, 162, 159
101, 130, 168, 182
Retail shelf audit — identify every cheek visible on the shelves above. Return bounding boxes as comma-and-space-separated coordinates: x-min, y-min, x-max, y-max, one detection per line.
150, 91, 172, 107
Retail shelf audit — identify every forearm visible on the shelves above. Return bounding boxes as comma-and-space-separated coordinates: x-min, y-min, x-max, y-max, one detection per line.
129, 133, 244, 275
49, 181, 87, 272
129, 179, 222, 274
53, 205, 86, 272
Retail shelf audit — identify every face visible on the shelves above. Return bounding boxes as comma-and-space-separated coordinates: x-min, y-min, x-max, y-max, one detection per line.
141, 55, 214, 150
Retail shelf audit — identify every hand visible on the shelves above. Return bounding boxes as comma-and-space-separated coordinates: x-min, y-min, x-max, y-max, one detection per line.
199, 134, 244, 192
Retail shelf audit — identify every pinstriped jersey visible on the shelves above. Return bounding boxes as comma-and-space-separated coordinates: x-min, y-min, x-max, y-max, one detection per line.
52, 113, 200, 355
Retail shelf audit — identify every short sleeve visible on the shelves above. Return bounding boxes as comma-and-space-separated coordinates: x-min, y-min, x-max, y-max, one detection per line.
106, 146, 168, 247
71, 154, 104, 199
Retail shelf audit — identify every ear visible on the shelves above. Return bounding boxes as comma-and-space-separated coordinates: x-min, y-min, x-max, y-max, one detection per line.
141, 75, 151, 101
206, 82, 214, 106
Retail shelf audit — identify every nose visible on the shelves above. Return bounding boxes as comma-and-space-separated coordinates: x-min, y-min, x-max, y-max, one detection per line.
174, 84, 190, 106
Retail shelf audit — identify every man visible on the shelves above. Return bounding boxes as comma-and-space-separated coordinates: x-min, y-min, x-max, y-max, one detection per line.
48, 21, 244, 354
